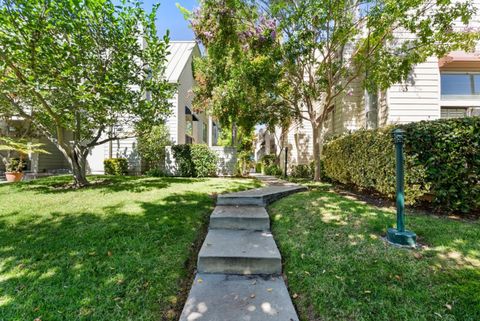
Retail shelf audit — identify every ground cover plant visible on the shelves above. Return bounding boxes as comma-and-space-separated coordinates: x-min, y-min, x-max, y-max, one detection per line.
270, 183, 480, 321
0, 176, 260, 320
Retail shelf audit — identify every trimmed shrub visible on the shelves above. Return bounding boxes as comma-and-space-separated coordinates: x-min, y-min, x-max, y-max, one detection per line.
290, 162, 314, 179
264, 164, 282, 176
260, 154, 277, 174
171, 144, 218, 177
104, 158, 128, 176
236, 151, 254, 176
323, 117, 480, 213
255, 162, 262, 173
191, 144, 218, 177
137, 124, 171, 172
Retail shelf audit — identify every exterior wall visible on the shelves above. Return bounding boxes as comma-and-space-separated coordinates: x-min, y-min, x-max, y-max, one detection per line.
86, 137, 141, 174
332, 77, 366, 133
284, 117, 314, 166
386, 57, 441, 124
166, 44, 209, 145
166, 95, 179, 144
36, 137, 70, 172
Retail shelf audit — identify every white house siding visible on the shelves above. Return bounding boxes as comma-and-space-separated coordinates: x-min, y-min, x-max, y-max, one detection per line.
166, 95, 179, 144
332, 77, 366, 133
284, 117, 314, 166
36, 137, 70, 172
386, 57, 441, 124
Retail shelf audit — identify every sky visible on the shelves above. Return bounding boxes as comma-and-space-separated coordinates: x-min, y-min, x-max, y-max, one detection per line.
143, 0, 198, 41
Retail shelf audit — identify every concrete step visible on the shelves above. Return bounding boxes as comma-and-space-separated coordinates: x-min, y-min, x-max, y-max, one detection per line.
210, 206, 270, 231
180, 274, 299, 321
217, 185, 307, 206
197, 229, 282, 275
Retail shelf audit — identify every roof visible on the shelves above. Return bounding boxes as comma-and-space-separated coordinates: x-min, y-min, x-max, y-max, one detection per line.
164, 41, 199, 83
439, 50, 480, 71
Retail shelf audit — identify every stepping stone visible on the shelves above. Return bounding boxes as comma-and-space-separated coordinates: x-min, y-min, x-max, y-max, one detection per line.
210, 206, 270, 231
179, 274, 299, 321
197, 229, 282, 275
217, 185, 307, 206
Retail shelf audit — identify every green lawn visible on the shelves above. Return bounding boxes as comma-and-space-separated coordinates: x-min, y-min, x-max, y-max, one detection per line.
269, 183, 480, 321
0, 175, 260, 321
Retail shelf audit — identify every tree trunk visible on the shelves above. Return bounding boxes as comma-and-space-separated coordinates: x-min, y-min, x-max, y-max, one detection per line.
71, 149, 89, 187
312, 121, 322, 181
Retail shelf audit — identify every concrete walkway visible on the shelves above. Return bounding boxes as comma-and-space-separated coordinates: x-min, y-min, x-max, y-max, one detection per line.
179, 175, 306, 321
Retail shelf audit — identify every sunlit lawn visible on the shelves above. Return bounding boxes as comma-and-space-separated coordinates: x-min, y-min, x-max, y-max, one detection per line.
270, 183, 480, 321
0, 175, 260, 321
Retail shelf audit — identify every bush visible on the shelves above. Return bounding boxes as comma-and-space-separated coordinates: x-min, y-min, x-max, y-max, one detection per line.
260, 154, 277, 174
191, 144, 218, 177
323, 117, 480, 213
290, 162, 314, 179
255, 162, 262, 173
137, 124, 171, 172
104, 158, 128, 176
145, 167, 168, 177
264, 164, 283, 176
236, 151, 253, 176
171, 144, 218, 177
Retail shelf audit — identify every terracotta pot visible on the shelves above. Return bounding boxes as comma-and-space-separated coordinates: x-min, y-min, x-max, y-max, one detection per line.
5, 172, 24, 183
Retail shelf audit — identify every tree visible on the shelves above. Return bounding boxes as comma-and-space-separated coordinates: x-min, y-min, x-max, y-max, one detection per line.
263, 0, 479, 180
0, 0, 173, 186
179, 0, 291, 147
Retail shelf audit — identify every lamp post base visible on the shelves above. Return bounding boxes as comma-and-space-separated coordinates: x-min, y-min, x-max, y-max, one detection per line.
387, 228, 417, 247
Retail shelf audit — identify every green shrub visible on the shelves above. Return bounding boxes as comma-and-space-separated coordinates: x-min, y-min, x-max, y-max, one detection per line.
290, 162, 314, 179
236, 151, 253, 176
255, 162, 262, 173
137, 124, 171, 172
171, 144, 218, 177
264, 164, 282, 176
171, 145, 194, 177
191, 144, 218, 177
104, 158, 128, 176
323, 117, 480, 213
260, 154, 277, 174
145, 167, 168, 177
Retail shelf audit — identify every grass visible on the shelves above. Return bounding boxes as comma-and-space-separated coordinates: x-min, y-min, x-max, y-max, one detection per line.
0, 175, 261, 321
269, 183, 480, 321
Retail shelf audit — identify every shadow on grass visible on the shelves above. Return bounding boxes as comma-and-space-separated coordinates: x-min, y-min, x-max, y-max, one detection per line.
0, 191, 210, 320
270, 188, 480, 321
0, 175, 210, 195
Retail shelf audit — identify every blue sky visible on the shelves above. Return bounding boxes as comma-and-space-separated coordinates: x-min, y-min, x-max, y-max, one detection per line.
143, 0, 198, 40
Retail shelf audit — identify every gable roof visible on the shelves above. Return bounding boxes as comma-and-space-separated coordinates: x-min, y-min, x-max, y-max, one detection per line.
164, 41, 199, 83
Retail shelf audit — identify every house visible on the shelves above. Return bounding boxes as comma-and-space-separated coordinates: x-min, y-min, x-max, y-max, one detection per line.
86, 41, 221, 174
1, 41, 223, 177
267, 4, 480, 169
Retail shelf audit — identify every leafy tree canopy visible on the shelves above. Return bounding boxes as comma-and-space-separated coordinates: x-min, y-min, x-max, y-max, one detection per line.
180, 0, 291, 135
0, 0, 173, 186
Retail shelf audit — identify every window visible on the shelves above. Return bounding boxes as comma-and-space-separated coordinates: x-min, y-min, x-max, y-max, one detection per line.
441, 107, 480, 119
441, 73, 480, 99
441, 107, 467, 119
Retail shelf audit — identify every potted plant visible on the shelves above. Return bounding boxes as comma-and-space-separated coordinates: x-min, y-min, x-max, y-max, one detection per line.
0, 137, 49, 183
4, 158, 25, 182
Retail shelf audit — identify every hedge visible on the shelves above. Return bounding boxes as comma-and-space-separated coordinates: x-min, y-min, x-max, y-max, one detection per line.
290, 162, 314, 179
104, 158, 128, 176
171, 144, 218, 177
323, 117, 479, 213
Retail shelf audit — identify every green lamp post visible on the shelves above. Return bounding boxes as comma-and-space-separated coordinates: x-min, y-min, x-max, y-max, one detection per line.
387, 129, 417, 247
